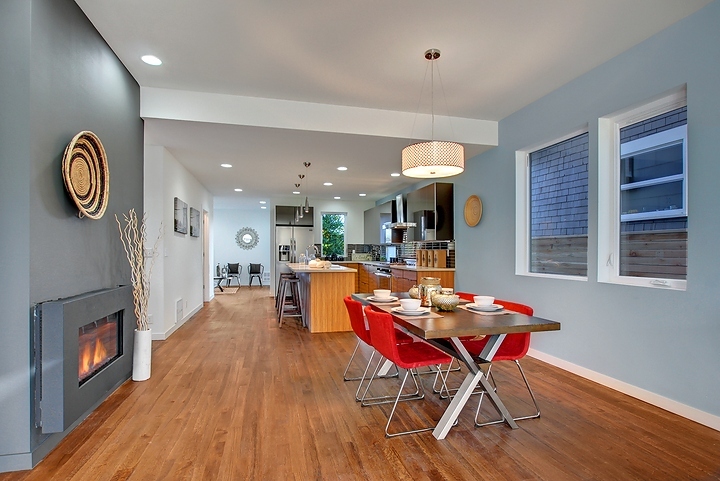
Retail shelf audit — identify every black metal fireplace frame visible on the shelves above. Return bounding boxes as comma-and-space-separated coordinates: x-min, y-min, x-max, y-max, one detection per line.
34, 285, 134, 434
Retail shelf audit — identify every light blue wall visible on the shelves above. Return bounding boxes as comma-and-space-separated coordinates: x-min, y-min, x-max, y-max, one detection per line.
213, 208, 272, 286
455, 1, 720, 419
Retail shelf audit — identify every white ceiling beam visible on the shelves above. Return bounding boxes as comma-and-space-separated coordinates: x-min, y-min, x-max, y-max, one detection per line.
140, 87, 498, 148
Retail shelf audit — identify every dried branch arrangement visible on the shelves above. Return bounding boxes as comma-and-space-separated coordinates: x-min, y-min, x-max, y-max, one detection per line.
115, 209, 162, 331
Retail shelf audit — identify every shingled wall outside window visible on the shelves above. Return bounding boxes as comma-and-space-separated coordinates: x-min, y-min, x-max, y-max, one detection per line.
529, 133, 589, 276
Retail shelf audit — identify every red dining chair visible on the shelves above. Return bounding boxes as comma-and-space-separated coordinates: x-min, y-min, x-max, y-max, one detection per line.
342, 297, 414, 404
455, 292, 540, 427
363, 305, 452, 437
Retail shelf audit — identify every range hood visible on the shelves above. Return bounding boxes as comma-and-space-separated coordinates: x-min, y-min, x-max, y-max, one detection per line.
386, 194, 416, 229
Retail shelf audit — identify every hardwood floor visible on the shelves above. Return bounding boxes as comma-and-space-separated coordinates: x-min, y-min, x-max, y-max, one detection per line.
4, 287, 720, 480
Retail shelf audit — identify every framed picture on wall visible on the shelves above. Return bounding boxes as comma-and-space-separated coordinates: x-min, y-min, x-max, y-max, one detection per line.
189, 207, 200, 237
174, 197, 188, 234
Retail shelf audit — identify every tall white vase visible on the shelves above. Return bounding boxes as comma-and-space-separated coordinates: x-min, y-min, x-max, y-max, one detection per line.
132, 328, 152, 381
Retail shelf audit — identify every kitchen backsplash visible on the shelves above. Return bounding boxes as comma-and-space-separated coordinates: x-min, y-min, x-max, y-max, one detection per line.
346, 241, 455, 268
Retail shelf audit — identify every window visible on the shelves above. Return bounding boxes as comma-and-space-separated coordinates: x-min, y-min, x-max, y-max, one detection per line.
515, 129, 589, 279
598, 87, 687, 289
321, 213, 346, 257
620, 125, 687, 222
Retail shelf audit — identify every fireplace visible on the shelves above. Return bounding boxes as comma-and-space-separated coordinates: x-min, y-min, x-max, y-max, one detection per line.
34, 285, 134, 434
78, 312, 122, 385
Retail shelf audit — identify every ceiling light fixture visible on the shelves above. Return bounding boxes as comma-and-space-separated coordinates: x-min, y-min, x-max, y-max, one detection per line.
259, 201, 266, 204
234, 188, 243, 192
359, 193, 367, 197
401, 49, 464, 178
323, 182, 333, 186
303, 162, 311, 213
334, 196, 341, 200
337, 166, 348, 171
141, 55, 162, 66
391, 173, 401, 177
221, 163, 232, 168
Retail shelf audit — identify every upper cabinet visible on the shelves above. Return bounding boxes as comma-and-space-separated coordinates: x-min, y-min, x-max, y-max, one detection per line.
363, 201, 392, 244
407, 182, 454, 241
276, 206, 314, 226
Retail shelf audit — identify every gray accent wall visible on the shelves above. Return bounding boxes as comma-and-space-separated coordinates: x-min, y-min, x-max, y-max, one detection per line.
0, 0, 143, 472
455, 1, 720, 419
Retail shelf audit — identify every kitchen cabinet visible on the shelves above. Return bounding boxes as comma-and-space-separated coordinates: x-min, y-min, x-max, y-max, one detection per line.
391, 268, 454, 294
343, 263, 359, 292
406, 182, 454, 241
275, 206, 314, 227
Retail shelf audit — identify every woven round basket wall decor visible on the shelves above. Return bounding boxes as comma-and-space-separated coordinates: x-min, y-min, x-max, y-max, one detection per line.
62, 131, 109, 219
464, 195, 483, 227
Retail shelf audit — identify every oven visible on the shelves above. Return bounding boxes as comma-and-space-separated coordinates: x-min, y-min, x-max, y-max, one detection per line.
374, 266, 392, 290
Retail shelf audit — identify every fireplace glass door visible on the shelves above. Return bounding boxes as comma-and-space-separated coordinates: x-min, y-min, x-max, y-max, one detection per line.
78, 311, 122, 385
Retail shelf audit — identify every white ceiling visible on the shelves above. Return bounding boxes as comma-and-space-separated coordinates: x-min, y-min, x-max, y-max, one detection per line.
75, 0, 711, 207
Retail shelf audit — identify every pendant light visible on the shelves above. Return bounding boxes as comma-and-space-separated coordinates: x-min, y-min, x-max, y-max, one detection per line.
401, 49, 464, 178
297, 174, 305, 219
303, 162, 311, 213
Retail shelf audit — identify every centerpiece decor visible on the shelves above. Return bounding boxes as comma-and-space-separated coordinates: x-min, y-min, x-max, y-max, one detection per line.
115, 209, 162, 381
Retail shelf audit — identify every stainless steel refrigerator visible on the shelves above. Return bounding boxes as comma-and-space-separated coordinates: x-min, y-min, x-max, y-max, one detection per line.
276, 226, 315, 263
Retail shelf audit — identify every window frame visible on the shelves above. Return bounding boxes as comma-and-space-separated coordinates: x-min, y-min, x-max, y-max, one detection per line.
515, 127, 589, 281
619, 125, 687, 222
597, 87, 687, 291
320, 211, 347, 257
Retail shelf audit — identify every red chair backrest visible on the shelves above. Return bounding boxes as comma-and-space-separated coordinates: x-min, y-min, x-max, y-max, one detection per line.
363, 305, 401, 364
344, 296, 372, 345
455, 292, 533, 360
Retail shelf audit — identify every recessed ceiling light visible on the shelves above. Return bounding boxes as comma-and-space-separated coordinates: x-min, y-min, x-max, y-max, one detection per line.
141, 55, 162, 66
221, 163, 232, 168
334, 196, 341, 200
323, 182, 333, 186
261, 206, 267, 209
234, 188, 243, 192
337, 166, 348, 171
259, 201, 266, 204
391, 172, 401, 177
293, 191, 300, 195
359, 193, 367, 197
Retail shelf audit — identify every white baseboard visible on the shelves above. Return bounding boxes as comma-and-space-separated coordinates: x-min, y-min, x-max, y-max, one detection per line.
151, 304, 203, 341
528, 348, 720, 432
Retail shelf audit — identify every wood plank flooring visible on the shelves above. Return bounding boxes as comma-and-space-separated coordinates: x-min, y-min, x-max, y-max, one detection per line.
3, 287, 720, 480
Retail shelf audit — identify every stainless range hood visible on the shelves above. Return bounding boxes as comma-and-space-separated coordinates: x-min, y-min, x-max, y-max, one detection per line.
386, 194, 416, 229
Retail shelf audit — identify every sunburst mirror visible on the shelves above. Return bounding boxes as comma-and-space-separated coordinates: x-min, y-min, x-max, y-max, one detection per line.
235, 227, 259, 250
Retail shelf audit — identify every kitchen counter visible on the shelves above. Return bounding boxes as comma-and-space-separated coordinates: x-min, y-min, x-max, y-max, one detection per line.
286, 263, 355, 333
287, 263, 357, 273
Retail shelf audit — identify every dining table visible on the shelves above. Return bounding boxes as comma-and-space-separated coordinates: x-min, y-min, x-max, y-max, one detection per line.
352, 292, 561, 440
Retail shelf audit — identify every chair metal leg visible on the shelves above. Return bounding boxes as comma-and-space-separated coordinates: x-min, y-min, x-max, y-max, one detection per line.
474, 360, 540, 427
384, 366, 450, 438
359, 353, 421, 406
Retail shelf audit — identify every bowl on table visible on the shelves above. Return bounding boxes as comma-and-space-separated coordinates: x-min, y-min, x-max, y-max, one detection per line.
399, 298, 422, 311
473, 296, 495, 306
373, 289, 391, 299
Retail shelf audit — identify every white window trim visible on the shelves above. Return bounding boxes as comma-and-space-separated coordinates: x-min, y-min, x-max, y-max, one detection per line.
597, 87, 687, 291
515, 127, 589, 281
619, 125, 687, 222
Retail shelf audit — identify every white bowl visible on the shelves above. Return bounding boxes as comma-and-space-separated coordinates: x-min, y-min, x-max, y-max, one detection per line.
373, 289, 391, 299
399, 298, 421, 311
473, 295, 495, 306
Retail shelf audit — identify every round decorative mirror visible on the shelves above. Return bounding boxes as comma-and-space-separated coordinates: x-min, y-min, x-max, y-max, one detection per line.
235, 227, 259, 250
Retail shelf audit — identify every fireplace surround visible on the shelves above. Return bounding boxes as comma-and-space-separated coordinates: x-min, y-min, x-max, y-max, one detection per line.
34, 285, 134, 434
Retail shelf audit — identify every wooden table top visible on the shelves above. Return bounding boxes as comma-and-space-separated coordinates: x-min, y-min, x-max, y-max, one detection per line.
352, 292, 561, 340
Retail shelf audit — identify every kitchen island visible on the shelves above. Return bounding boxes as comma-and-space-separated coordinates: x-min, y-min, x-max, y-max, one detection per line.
286, 263, 357, 333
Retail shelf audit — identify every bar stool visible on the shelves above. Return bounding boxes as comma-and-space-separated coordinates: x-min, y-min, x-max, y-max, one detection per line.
275, 272, 295, 311
277, 277, 303, 328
